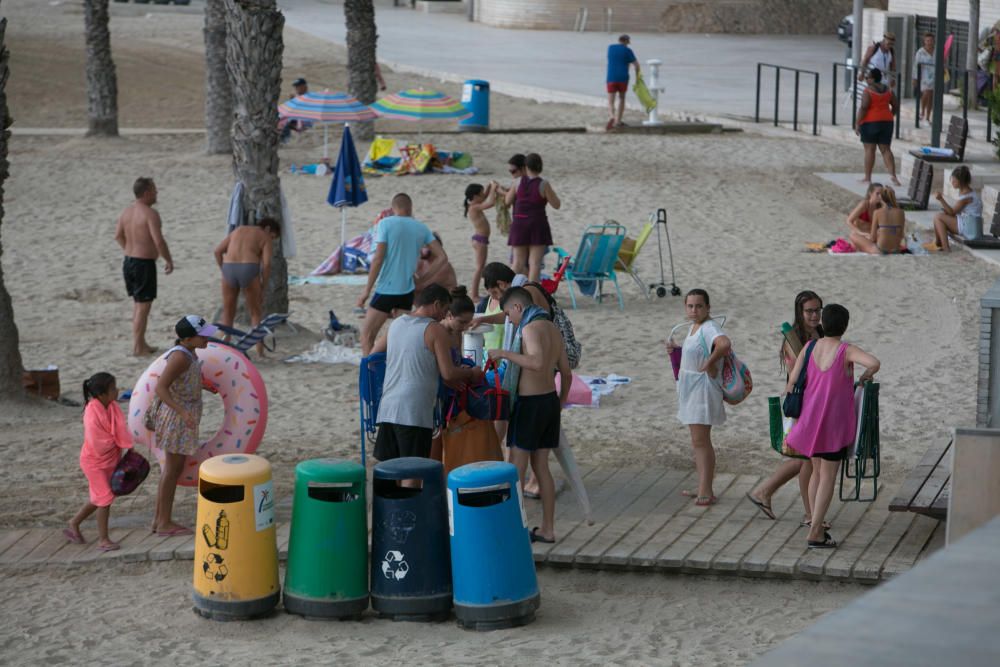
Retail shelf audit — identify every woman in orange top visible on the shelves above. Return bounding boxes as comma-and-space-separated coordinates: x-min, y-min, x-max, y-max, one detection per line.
855, 68, 900, 186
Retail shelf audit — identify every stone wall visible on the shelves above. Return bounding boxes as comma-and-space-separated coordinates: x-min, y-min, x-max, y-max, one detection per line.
474, 0, 871, 34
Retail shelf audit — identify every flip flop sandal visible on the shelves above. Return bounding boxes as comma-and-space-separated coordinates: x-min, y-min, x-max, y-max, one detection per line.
801, 519, 832, 529
530, 527, 555, 544
62, 528, 85, 545
694, 495, 718, 507
97, 543, 121, 552
745, 493, 776, 520
156, 526, 194, 537
807, 534, 837, 549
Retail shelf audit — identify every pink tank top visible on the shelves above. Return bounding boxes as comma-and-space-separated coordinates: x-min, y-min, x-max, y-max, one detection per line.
786, 342, 857, 457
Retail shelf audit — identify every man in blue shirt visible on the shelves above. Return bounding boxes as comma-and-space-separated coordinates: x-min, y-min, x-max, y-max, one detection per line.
358, 192, 447, 354
606, 34, 640, 131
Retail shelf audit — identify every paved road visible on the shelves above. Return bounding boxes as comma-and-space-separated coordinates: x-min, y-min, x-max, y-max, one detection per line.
279, 0, 848, 121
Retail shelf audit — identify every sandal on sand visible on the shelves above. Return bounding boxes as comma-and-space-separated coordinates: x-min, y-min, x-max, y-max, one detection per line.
807, 533, 837, 549
156, 526, 194, 537
62, 528, 85, 545
605, 118, 615, 131
97, 542, 121, 552
745, 493, 776, 520
530, 527, 555, 544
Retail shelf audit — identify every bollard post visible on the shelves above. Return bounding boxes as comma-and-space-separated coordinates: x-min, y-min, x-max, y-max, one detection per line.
774, 67, 780, 127
755, 63, 762, 123
812, 72, 819, 136
793, 70, 800, 132
831, 62, 838, 126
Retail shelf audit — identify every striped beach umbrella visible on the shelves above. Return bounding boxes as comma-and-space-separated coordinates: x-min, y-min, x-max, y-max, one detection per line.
278, 90, 377, 157
370, 88, 473, 122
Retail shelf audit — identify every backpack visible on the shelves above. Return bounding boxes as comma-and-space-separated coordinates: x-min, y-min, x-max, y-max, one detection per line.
526, 282, 582, 369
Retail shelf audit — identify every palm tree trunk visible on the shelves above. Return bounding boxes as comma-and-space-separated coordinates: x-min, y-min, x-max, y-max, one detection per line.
204, 0, 232, 154
84, 0, 119, 137
345, 0, 377, 140
225, 0, 287, 314
0, 13, 24, 397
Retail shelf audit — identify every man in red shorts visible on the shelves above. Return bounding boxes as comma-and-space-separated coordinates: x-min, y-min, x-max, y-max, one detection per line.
606, 34, 640, 131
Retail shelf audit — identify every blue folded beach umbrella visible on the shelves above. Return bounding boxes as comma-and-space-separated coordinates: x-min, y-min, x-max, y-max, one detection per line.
328, 124, 368, 260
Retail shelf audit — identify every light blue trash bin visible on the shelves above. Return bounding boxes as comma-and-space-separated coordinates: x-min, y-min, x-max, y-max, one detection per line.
459, 79, 489, 132
447, 461, 539, 630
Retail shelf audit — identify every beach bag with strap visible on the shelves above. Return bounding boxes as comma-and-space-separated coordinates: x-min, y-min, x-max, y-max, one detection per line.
697, 324, 752, 405
441, 410, 503, 476
782, 341, 815, 418
768, 396, 807, 459
525, 281, 582, 369
465, 359, 510, 421
111, 450, 151, 496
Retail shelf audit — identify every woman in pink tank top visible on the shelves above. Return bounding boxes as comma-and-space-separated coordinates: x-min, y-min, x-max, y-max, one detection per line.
784, 304, 880, 550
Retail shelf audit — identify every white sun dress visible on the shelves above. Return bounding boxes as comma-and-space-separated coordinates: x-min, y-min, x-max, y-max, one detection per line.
676, 319, 726, 426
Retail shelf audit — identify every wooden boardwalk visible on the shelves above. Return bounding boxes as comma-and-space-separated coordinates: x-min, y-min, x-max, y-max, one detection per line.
0, 467, 941, 583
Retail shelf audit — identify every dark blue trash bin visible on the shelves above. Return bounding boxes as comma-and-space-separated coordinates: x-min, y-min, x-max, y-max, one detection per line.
459, 79, 489, 132
448, 462, 539, 630
370, 457, 452, 621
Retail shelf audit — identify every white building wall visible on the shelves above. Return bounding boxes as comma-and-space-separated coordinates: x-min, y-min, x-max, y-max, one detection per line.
888, 0, 1000, 28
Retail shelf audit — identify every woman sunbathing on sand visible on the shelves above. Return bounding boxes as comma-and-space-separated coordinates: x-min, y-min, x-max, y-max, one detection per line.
851, 187, 905, 254
845, 182, 883, 237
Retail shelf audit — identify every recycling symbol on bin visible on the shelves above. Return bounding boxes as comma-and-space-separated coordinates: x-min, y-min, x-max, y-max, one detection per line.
203, 552, 228, 582
381, 550, 409, 581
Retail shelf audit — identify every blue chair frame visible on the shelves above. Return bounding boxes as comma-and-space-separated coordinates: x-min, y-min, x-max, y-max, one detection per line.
553, 222, 627, 310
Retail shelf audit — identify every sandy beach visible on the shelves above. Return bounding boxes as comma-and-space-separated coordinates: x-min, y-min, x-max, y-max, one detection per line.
1, 0, 996, 664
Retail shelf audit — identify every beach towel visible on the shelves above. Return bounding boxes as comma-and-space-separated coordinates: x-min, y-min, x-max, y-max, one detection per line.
633, 73, 657, 113
288, 274, 369, 286
310, 230, 374, 275
224, 181, 296, 258
500, 305, 551, 406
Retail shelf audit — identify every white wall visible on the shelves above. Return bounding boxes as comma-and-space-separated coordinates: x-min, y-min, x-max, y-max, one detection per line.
889, 0, 1000, 28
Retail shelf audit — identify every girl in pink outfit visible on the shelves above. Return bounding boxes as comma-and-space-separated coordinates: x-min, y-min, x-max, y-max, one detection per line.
785, 304, 880, 550
65, 372, 133, 552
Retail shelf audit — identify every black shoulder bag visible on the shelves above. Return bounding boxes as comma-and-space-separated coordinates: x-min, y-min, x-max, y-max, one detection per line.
782, 340, 815, 419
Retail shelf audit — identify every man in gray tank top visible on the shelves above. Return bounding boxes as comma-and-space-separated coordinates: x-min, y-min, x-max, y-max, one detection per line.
373, 284, 484, 461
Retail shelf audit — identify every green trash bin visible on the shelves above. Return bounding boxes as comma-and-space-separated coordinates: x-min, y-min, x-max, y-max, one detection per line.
283, 459, 368, 619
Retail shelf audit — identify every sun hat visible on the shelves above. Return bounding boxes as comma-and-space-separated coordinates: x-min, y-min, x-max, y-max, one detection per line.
175, 315, 219, 339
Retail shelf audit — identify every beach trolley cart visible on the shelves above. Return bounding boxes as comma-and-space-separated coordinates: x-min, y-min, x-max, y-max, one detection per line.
840, 382, 880, 502
649, 208, 681, 298
448, 462, 540, 630
283, 459, 369, 619
193, 454, 279, 621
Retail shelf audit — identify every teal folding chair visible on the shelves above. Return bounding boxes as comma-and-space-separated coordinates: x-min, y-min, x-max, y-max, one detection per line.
553, 222, 627, 310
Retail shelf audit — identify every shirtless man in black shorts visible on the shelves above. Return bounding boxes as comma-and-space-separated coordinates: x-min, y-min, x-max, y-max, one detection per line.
487, 287, 571, 544
114, 177, 173, 356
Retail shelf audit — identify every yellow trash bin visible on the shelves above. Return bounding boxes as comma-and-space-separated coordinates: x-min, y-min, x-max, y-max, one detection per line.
193, 454, 279, 620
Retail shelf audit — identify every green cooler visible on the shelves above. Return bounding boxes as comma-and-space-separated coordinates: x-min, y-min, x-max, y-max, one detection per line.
283, 459, 368, 619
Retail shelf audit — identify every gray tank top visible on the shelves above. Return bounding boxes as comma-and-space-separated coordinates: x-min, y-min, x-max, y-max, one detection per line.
378, 315, 439, 429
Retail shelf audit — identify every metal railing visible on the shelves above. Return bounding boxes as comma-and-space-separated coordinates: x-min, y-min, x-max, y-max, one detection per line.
754, 63, 819, 135
830, 63, 901, 139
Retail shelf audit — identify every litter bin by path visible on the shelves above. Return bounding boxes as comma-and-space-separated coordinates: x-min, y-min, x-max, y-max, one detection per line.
283, 459, 368, 619
459, 79, 489, 132
193, 454, 279, 621
370, 457, 452, 621
448, 461, 539, 630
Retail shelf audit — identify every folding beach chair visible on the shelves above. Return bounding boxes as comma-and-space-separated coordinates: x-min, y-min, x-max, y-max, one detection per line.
212, 313, 293, 354
840, 382, 880, 502
614, 221, 655, 299
553, 222, 627, 311
358, 352, 387, 467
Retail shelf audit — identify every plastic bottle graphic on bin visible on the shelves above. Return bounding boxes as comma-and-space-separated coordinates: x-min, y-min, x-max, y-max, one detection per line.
370, 457, 453, 621
192, 454, 279, 621
283, 459, 369, 619
447, 461, 540, 630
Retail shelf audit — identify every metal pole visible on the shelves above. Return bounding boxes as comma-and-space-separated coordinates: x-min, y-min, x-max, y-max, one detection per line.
896, 72, 901, 139
852, 66, 858, 129
915, 63, 921, 129
774, 67, 780, 127
852, 0, 864, 69
832, 63, 838, 126
963, 69, 969, 125
968, 0, 981, 109
930, 0, 948, 147
812, 73, 819, 135
755, 63, 761, 122
794, 70, 800, 131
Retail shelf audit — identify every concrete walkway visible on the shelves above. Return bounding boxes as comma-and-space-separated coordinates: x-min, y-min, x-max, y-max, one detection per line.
279, 0, 846, 119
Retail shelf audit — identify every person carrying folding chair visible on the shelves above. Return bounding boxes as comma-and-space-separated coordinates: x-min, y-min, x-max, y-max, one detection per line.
213, 217, 281, 358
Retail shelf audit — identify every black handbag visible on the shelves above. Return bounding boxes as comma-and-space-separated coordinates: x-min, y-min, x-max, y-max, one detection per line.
782, 341, 816, 419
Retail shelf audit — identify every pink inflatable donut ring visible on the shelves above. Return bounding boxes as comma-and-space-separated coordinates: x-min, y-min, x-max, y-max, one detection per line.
127, 342, 268, 486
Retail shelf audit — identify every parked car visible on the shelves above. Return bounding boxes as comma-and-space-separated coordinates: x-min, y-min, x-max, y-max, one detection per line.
838, 14, 853, 47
